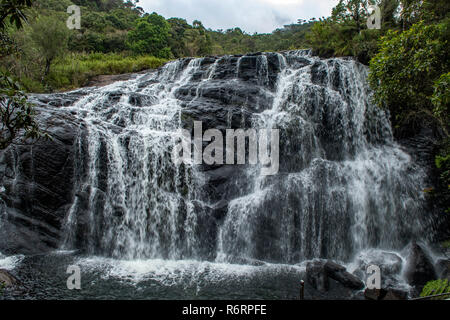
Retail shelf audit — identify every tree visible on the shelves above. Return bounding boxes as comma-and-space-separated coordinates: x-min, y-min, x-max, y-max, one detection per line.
127, 12, 171, 58
30, 15, 69, 78
0, 0, 44, 150
400, 0, 450, 28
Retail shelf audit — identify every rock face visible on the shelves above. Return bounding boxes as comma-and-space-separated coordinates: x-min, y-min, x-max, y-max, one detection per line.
404, 242, 437, 291
0, 94, 87, 255
435, 259, 450, 281
306, 260, 364, 292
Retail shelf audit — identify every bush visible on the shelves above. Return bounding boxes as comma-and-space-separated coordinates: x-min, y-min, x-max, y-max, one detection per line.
420, 279, 450, 299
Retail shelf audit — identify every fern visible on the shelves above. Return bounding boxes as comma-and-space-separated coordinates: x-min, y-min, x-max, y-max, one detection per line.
420, 279, 450, 299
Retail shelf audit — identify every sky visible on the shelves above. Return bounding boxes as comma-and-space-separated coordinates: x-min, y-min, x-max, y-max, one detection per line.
139, 0, 338, 34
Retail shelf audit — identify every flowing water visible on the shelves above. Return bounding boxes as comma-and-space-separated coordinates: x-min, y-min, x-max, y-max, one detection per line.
0, 51, 438, 299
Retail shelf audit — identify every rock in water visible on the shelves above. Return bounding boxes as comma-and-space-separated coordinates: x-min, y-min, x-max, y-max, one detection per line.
364, 288, 386, 300
324, 261, 365, 290
0, 269, 18, 287
404, 242, 437, 291
306, 260, 329, 292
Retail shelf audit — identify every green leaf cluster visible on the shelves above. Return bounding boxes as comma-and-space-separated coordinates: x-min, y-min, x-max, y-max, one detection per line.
420, 279, 450, 299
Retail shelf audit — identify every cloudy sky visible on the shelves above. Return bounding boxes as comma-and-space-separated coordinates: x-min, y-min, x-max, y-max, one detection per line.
139, 0, 338, 34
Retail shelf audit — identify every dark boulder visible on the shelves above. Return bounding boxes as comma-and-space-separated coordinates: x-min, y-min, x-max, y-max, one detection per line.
364, 288, 386, 300
0, 107, 84, 255
404, 242, 437, 291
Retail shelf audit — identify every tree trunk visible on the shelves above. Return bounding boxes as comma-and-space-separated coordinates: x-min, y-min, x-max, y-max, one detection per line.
41, 58, 52, 83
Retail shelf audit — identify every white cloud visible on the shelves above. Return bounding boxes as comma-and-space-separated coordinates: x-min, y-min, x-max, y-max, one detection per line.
139, 0, 337, 33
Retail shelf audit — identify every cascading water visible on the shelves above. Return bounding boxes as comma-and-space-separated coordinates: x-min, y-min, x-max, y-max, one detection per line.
61, 59, 205, 260
0, 51, 438, 299
56, 50, 430, 265
217, 51, 430, 264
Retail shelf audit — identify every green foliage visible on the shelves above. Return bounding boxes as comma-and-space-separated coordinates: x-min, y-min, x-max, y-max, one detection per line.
368, 21, 449, 135
46, 52, 167, 90
0, 75, 44, 149
420, 279, 450, 299
167, 17, 190, 58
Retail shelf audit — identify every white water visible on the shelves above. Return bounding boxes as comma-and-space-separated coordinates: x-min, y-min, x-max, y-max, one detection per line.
48, 51, 433, 290
0, 251, 24, 270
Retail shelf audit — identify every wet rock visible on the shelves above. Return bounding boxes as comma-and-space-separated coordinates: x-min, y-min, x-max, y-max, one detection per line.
306, 260, 329, 292
435, 259, 450, 281
383, 289, 408, 300
0, 109, 86, 255
0, 269, 19, 287
306, 260, 364, 292
355, 250, 403, 275
224, 256, 266, 266
404, 242, 437, 291
364, 288, 408, 300
352, 250, 404, 288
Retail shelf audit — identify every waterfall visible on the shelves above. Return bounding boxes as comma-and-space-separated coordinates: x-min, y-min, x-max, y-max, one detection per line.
50, 51, 430, 264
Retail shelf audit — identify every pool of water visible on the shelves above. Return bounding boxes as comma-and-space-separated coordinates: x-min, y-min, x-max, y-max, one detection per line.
0, 251, 365, 300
